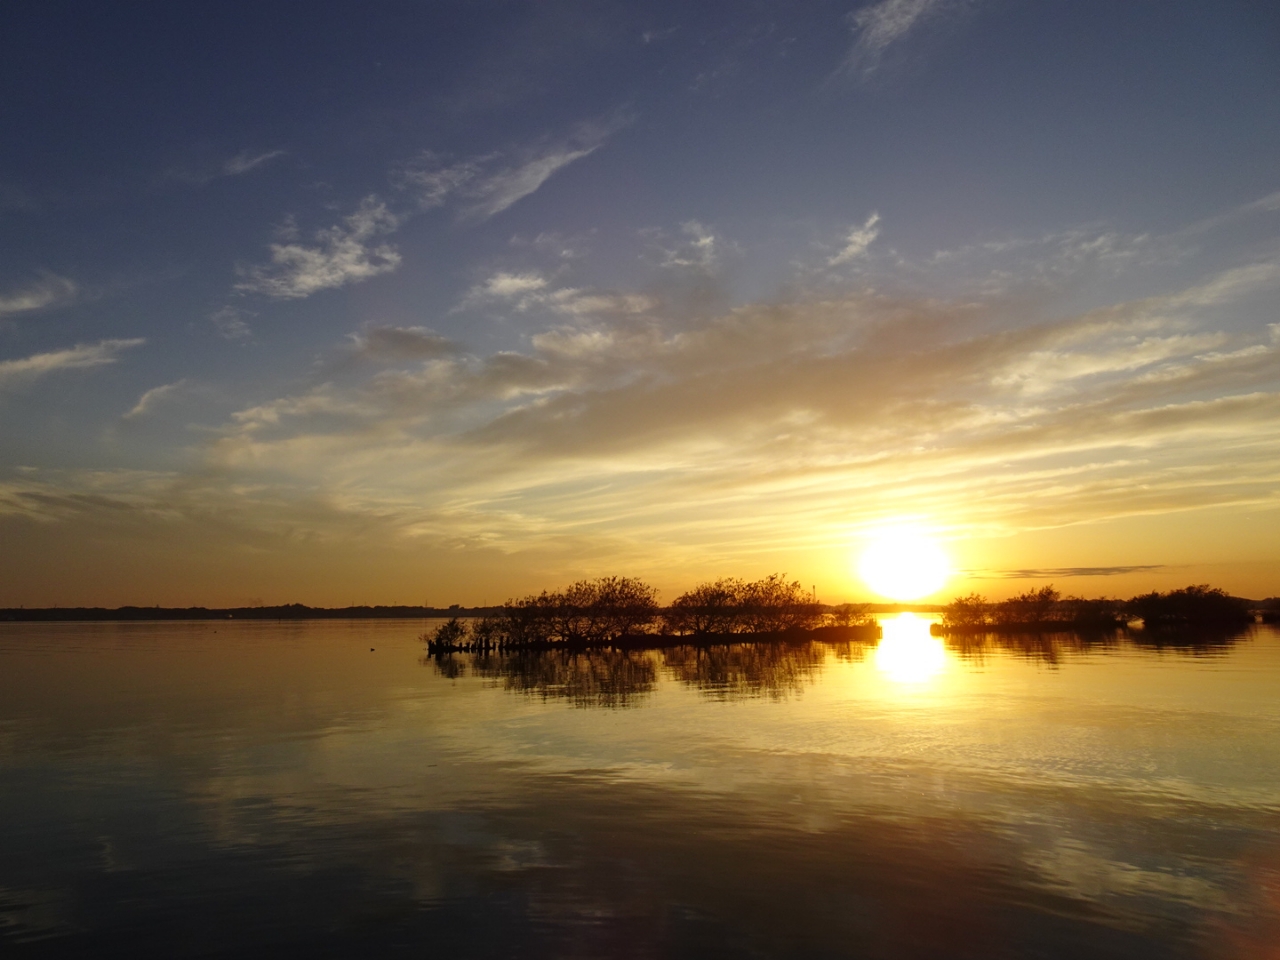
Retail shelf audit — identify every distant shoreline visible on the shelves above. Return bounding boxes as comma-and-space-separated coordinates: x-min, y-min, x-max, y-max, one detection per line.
0, 602, 944, 623
0, 604, 496, 622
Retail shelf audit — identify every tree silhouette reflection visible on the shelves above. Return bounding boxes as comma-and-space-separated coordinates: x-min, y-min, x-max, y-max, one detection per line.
944, 630, 1120, 666
426, 625, 1253, 706
943, 626, 1250, 665
1129, 623, 1254, 655
427, 640, 876, 706
431, 648, 659, 708
662, 641, 830, 700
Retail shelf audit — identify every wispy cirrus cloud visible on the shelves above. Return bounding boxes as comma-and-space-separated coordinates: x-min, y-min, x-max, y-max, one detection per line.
210, 305, 253, 340
396, 115, 628, 221
168, 148, 286, 185
462, 270, 655, 317
828, 213, 881, 265
650, 220, 726, 273
235, 197, 402, 300
462, 142, 601, 220
0, 338, 145, 390
468, 271, 550, 302
124, 379, 187, 419
233, 118, 624, 304
395, 153, 488, 210
838, 0, 968, 77
981, 565, 1169, 580
221, 149, 286, 177
0, 274, 78, 317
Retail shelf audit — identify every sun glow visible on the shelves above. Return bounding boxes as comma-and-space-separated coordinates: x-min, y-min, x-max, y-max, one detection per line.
874, 613, 948, 684
857, 528, 951, 600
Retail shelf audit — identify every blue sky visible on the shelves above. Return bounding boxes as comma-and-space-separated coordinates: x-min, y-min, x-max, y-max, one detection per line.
2, 0, 1279, 605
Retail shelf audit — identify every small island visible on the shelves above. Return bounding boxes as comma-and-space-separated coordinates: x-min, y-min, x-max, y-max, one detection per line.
425, 574, 881, 653
932, 584, 1257, 635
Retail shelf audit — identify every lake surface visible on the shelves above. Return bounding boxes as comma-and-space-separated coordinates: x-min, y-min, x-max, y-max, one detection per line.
2, 615, 1278, 958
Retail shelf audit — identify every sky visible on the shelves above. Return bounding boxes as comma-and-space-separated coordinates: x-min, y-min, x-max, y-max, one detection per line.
1, 0, 1278, 607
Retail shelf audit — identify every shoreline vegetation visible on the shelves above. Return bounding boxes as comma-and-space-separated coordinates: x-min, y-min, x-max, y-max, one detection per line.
934, 584, 1264, 635
0, 579, 1272, 638
425, 575, 880, 654
424, 577, 1274, 654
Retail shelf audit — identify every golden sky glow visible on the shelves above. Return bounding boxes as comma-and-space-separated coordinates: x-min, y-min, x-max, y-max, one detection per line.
1, 5, 1277, 606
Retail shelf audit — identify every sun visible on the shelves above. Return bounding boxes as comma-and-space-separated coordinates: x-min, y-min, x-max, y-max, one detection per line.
857, 528, 951, 600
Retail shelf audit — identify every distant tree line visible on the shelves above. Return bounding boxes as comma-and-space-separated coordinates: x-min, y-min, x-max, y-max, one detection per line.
0, 603, 490, 622
425, 574, 875, 652
941, 584, 1254, 632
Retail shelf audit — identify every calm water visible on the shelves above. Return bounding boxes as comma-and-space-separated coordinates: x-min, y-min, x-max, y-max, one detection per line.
1, 615, 1278, 958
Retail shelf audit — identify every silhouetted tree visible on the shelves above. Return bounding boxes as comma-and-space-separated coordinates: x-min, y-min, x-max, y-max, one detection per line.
1127, 585, 1252, 628
665, 578, 747, 635
499, 594, 559, 644
941, 589, 1123, 631
549, 576, 660, 642
472, 577, 660, 646
739, 574, 822, 632
429, 617, 468, 647
1060, 596, 1125, 628
589, 575, 661, 639
993, 586, 1061, 626
941, 593, 991, 628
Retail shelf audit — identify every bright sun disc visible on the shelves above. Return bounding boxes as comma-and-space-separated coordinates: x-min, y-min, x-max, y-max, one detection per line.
857, 529, 951, 600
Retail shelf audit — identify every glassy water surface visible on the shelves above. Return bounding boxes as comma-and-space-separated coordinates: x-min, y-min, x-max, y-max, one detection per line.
2, 615, 1278, 958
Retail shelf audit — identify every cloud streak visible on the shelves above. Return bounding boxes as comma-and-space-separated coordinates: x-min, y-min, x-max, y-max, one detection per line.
235, 197, 402, 299
462, 270, 655, 318
982, 565, 1168, 580
0, 339, 145, 390
828, 213, 881, 265
838, 0, 967, 76
169, 149, 286, 185
234, 117, 624, 303
124, 379, 187, 419
221, 149, 286, 177
0, 274, 78, 317
210, 305, 253, 340
397, 116, 626, 221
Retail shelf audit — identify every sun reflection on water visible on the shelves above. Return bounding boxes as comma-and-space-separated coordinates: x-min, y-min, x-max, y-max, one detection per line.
874, 613, 948, 684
